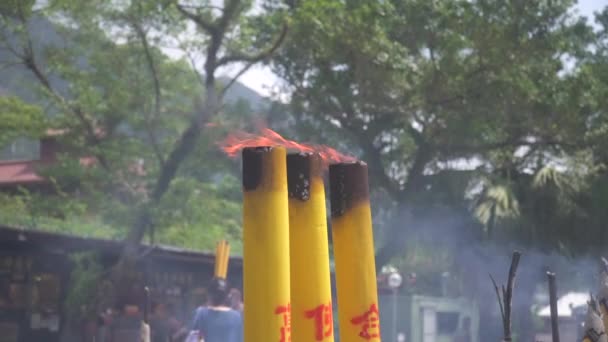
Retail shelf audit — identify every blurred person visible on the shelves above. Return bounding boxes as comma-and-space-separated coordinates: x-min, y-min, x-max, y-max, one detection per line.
190, 278, 242, 342
149, 302, 170, 342
183, 295, 209, 342
228, 288, 243, 313
95, 310, 111, 342
106, 287, 150, 342
165, 303, 188, 342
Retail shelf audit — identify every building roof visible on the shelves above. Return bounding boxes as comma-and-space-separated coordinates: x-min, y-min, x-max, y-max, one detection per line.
537, 292, 588, 317
0, 160, 45, 185
0, 155, 95, 186
0, 224, 242, 266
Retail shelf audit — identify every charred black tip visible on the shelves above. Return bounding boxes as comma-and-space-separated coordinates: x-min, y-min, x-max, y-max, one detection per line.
329, 161, 369, 217
242, 146, 273, 191
287, 152, 322, 201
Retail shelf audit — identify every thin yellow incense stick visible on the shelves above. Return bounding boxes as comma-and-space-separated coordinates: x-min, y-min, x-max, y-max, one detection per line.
226, 242, 231, 278
214, 241, 221, 277
221, 242, 230, 278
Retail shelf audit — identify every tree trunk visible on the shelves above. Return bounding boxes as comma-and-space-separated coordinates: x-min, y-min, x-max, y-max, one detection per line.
373, 144, 433, 269
110, 86, 217, 298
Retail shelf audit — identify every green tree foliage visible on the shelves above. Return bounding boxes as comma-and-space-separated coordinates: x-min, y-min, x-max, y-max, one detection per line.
272, 0, 605, 266
0, 0, 288, 272
64, 252, 105, 323
1, 0, 608, 286
0, 96, 44, 148
154, 175, 243, 253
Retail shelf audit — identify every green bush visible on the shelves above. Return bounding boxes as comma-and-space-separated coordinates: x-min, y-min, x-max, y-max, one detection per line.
64, 252, 104, 324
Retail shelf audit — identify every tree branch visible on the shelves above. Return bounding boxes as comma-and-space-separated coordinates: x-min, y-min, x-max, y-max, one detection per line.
174, 2, 217, 35
12, 13, 112, 172
217, 21, 289, 97
193, 1, 240, 87
123, 0, 248, 257
123, 95, 216, 255
6, 11, 156, 205
182, 45, 206, 89
0, 34, 27, 61
215, 0, 243, 35
124, 0, 245, 256
216, 22, 289, 67
358, 137, 402, 200
174, 3, 225, 12
373, 143, 434, 269
218, 59, 256, 99
151, 116, 208, 203
437, 137, 586, 155
490, 274, 506, 325
130, 18, 165, 167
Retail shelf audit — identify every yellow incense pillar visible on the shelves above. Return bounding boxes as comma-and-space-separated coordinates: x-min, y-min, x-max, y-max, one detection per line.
242, 146, 291, 342
329, 161, 381, 341
287, 153, 334, 342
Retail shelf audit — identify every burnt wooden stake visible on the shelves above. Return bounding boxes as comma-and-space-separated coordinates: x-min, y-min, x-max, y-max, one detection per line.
490, 251, 521, 342
547, 272, 560, 342
143, 286, 150, 324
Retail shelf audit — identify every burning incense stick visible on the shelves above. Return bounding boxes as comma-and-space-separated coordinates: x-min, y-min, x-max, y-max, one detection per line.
287, 153, 334, 342
329, 161, 381, 341
242, 146, 291, 342
214, 243, 221, 276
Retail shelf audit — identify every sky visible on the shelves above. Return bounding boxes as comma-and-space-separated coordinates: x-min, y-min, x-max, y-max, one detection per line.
217, 0, 608, 97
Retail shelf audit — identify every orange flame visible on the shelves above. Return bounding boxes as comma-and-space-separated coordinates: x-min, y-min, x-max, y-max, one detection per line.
219, 128, 356, 164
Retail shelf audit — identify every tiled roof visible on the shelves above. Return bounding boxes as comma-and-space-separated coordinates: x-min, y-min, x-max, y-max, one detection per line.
0, 157, 97, 186
0, 160, 45, 185
0, 224, 243, 265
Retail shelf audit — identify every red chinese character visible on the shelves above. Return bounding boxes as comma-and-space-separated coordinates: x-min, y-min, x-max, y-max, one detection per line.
350, 303, 381, 340
275, 303, 291, 342
305, 302, 333, 341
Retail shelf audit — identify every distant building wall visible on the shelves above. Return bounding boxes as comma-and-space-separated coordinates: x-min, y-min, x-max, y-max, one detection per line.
379, 294, 479, 342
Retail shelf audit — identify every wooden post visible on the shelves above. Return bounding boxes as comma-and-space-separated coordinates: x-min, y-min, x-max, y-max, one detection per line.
547, 272, 560, 342
143, 286, 150, 324
142, 286, 151, 342
490, 251, 521, 342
